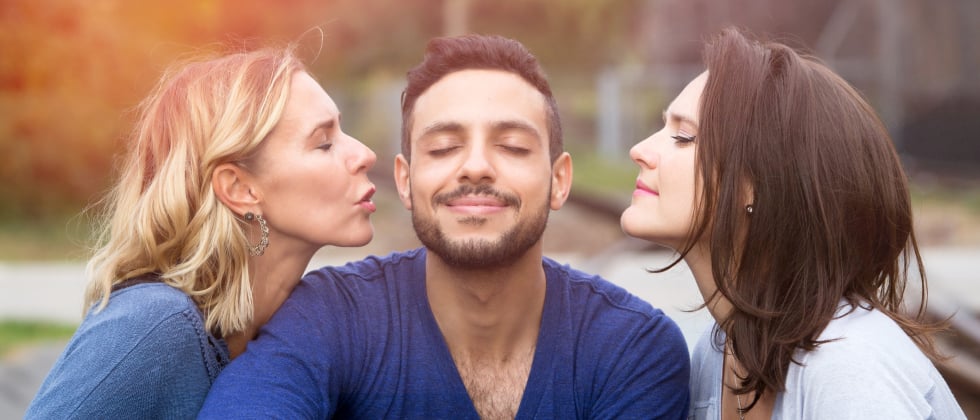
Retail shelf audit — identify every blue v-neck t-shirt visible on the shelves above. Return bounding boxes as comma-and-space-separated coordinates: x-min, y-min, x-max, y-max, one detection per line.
200, 248, 689, 419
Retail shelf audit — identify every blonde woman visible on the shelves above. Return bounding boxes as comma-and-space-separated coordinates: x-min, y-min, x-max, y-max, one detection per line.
26, 45, 377, 418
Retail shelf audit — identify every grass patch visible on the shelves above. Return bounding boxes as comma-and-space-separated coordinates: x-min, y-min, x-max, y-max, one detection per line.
911, 183, 980, 216
0, 320, 77, 356
569, 150, 635, 196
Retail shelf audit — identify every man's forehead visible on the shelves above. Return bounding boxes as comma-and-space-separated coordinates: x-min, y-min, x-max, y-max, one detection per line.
410, 69, 547, 132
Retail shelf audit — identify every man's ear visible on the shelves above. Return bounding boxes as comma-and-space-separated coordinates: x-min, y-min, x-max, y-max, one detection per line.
212, 163, 261, 216
549, 152, 573, 210
393, 154, 412, 210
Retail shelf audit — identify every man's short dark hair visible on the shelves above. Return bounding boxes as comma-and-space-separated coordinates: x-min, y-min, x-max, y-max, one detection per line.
400, 34, 563, 162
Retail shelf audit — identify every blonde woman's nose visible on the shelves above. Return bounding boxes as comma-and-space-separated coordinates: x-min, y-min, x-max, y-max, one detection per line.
347, 135, 376, 173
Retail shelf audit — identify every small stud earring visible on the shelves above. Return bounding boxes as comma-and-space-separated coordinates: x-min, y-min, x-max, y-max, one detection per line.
746, 204, 754, 214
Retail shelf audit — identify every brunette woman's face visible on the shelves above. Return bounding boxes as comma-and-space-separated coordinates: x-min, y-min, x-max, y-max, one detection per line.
621, 72, 707, 250
250, 72, 378, 251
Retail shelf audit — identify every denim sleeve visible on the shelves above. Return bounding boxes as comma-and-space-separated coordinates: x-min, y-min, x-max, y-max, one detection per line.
26, 309, 212, 419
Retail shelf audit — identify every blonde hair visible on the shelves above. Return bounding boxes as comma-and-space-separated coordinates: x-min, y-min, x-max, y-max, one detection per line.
84, 46, 304, 336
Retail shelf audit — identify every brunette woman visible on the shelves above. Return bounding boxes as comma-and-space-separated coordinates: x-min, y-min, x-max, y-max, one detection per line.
621, 28, 965, 419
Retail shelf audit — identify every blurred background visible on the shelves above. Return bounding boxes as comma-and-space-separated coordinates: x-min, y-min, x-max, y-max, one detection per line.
1, 0, 978, 416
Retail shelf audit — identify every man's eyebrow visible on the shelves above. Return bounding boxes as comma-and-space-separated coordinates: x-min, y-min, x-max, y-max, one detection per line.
490, 120, 541, 139
418, 121, 465, 138
416, 120, 542, 141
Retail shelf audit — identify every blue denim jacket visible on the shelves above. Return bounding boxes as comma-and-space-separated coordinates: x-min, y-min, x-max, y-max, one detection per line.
26, 281, 229, 419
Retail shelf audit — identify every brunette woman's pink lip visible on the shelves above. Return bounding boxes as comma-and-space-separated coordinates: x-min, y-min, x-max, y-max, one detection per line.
634, 180, 659, 196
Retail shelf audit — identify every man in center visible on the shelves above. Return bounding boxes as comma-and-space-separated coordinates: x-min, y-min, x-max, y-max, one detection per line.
200, 34, 689, 419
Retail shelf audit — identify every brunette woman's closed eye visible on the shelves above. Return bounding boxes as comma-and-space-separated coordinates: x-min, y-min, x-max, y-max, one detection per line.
671, 133, 696, 144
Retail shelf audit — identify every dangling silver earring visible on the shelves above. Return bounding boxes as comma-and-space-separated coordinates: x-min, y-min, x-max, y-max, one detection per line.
244, 212, 269, 256
746, 204, 754, 214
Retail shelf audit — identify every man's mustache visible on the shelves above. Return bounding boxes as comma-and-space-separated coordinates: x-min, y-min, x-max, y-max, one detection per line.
432, 184, 520, 207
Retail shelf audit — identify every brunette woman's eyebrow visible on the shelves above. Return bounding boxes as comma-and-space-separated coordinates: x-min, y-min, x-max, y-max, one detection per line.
663, 109, 698, 129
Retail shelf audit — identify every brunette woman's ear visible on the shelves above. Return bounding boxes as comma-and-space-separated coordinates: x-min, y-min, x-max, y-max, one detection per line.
212, 163, 262, 216
741, 182, 756, 215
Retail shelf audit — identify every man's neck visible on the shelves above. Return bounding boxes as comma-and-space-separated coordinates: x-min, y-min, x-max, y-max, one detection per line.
425, 247, 547, 419
425, 247, 547, 357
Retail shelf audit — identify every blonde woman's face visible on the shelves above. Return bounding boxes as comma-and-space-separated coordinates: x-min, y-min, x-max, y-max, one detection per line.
251, 71, 377, 252
620, 71, 707, 250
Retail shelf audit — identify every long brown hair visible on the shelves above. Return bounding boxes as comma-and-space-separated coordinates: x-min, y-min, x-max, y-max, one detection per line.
683, 28, 944, 408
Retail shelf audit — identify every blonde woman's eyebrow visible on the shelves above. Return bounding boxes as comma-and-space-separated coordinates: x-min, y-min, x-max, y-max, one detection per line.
307, 117, 337, 139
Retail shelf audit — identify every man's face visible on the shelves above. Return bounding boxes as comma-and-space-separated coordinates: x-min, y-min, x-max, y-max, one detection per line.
394, 69, 569, 269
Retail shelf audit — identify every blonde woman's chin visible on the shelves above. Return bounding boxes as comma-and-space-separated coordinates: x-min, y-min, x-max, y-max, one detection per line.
338, 222, 376, 248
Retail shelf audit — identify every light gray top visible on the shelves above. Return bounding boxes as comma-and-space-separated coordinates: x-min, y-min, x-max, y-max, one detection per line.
689, 301, 966, 420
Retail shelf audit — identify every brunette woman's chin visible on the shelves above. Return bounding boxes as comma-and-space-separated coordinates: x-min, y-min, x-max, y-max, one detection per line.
620, 207, 655, 243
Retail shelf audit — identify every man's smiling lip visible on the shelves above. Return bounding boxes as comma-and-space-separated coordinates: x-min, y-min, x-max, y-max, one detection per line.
446, 196, 508, 214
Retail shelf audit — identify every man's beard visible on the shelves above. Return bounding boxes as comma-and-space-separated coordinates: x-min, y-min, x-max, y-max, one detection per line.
412, 183, 549, 270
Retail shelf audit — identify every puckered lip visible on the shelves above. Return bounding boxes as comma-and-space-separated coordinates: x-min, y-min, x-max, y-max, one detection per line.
358, 186, 376, 203
635, 179, 659, 195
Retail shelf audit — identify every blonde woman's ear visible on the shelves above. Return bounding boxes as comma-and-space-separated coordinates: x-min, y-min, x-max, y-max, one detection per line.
212, 163, 261, 216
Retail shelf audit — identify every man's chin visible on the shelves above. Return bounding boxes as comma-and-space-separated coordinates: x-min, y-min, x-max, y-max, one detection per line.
424, 238, 512, 270
413, 206, 549, 270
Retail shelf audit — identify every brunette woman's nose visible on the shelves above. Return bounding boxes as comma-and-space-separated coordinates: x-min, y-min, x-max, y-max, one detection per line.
630, 133, 660, 169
